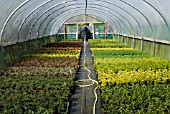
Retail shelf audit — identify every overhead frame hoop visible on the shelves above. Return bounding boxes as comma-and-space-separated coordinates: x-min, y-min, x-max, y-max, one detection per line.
120, 0, 154, 36
26, 2, 126, 38
143, 0, 170, 32
51, 10, 119, 39
39, 7, 126, 37
0, 0, 31, 45
37, 3, 86, 38
15, 1, 134, 40
1, 0, 168, 44
47, 10, 120, 35
40, 7, 127, 36
29, 1, 84, 39
17, 0, 55, 42
90, 3, 134, 34
96, 0, 142, 35
54, 12, 120, 35
43, 8, 120, 36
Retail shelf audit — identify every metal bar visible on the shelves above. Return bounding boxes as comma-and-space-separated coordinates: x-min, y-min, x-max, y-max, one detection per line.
23, 1, 126, 37
141, 37, 143, 51
40, 5, 85, 37
76, 23, 79, 40
120, 0, 154, 34
44, 8, 115, 36
41, 7, 117, 35
29, 0, 80, 39
0, 0, 31, 43
52, 13, 119, 36
104, 23, 107, 39
133, 34, 135, 48
96, 0, 142, 36
85, 0, 87, 15
152, 40, 155, 56
92, 23, 95, 39
64, 24, 66, 40
0, 0, 31, 65
118, 33, 120, 42
142, 0, 170, 56
88, 3, 133, 34
47, 9, 123, 37
46, 7, 127, 37
143, 0, 170, 32
120, 0, 155, 55
0, 45, 4, 65
17, 0, 54, 42
37, 3, 85, 38
29, 39, 32, 54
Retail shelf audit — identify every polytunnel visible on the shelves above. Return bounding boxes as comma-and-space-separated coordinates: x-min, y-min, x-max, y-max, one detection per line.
0, 0, 170, 113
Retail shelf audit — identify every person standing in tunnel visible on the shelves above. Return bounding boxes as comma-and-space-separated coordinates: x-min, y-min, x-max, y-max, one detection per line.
84, 27, 92, 41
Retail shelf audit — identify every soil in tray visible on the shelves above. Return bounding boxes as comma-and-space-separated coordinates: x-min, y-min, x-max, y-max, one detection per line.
43, 41, 83, 47
6, 58, 79, 68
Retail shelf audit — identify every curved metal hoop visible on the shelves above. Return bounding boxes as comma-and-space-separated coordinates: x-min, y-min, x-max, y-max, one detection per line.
38, 7, 127, 37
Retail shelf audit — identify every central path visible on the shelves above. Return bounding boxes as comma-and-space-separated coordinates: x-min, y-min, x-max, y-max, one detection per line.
69, 41, 102, 114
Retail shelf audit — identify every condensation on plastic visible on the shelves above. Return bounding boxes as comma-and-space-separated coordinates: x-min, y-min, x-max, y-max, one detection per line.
0, 0, 170, 46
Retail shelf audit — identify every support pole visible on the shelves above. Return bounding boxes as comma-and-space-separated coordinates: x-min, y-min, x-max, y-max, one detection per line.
118, 33, 120, 42
104, 23, 106, 39
133, 34, 135, 48
76, 23, 78, 40
152, 39, 155, 56
122, 35, 124, 44
1, 45, 4, 65
64, 24, 66, 40
29, 39, 32, 54
112, 33, 115, 40
141, 37, 143, 51
38, 38, 40, 49
17, 41, 21, 59
126, 35, 128, 45
93, 23, 95, 39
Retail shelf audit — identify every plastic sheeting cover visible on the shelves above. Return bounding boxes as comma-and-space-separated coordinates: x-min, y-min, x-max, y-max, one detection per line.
0, 0, 170, 45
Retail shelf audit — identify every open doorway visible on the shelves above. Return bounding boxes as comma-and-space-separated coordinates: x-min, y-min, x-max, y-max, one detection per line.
78, 26, 92, 41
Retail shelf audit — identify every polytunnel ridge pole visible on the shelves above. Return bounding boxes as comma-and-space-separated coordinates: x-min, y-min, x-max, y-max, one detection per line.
85, 0, 87, 15
85, 0, 88, 23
